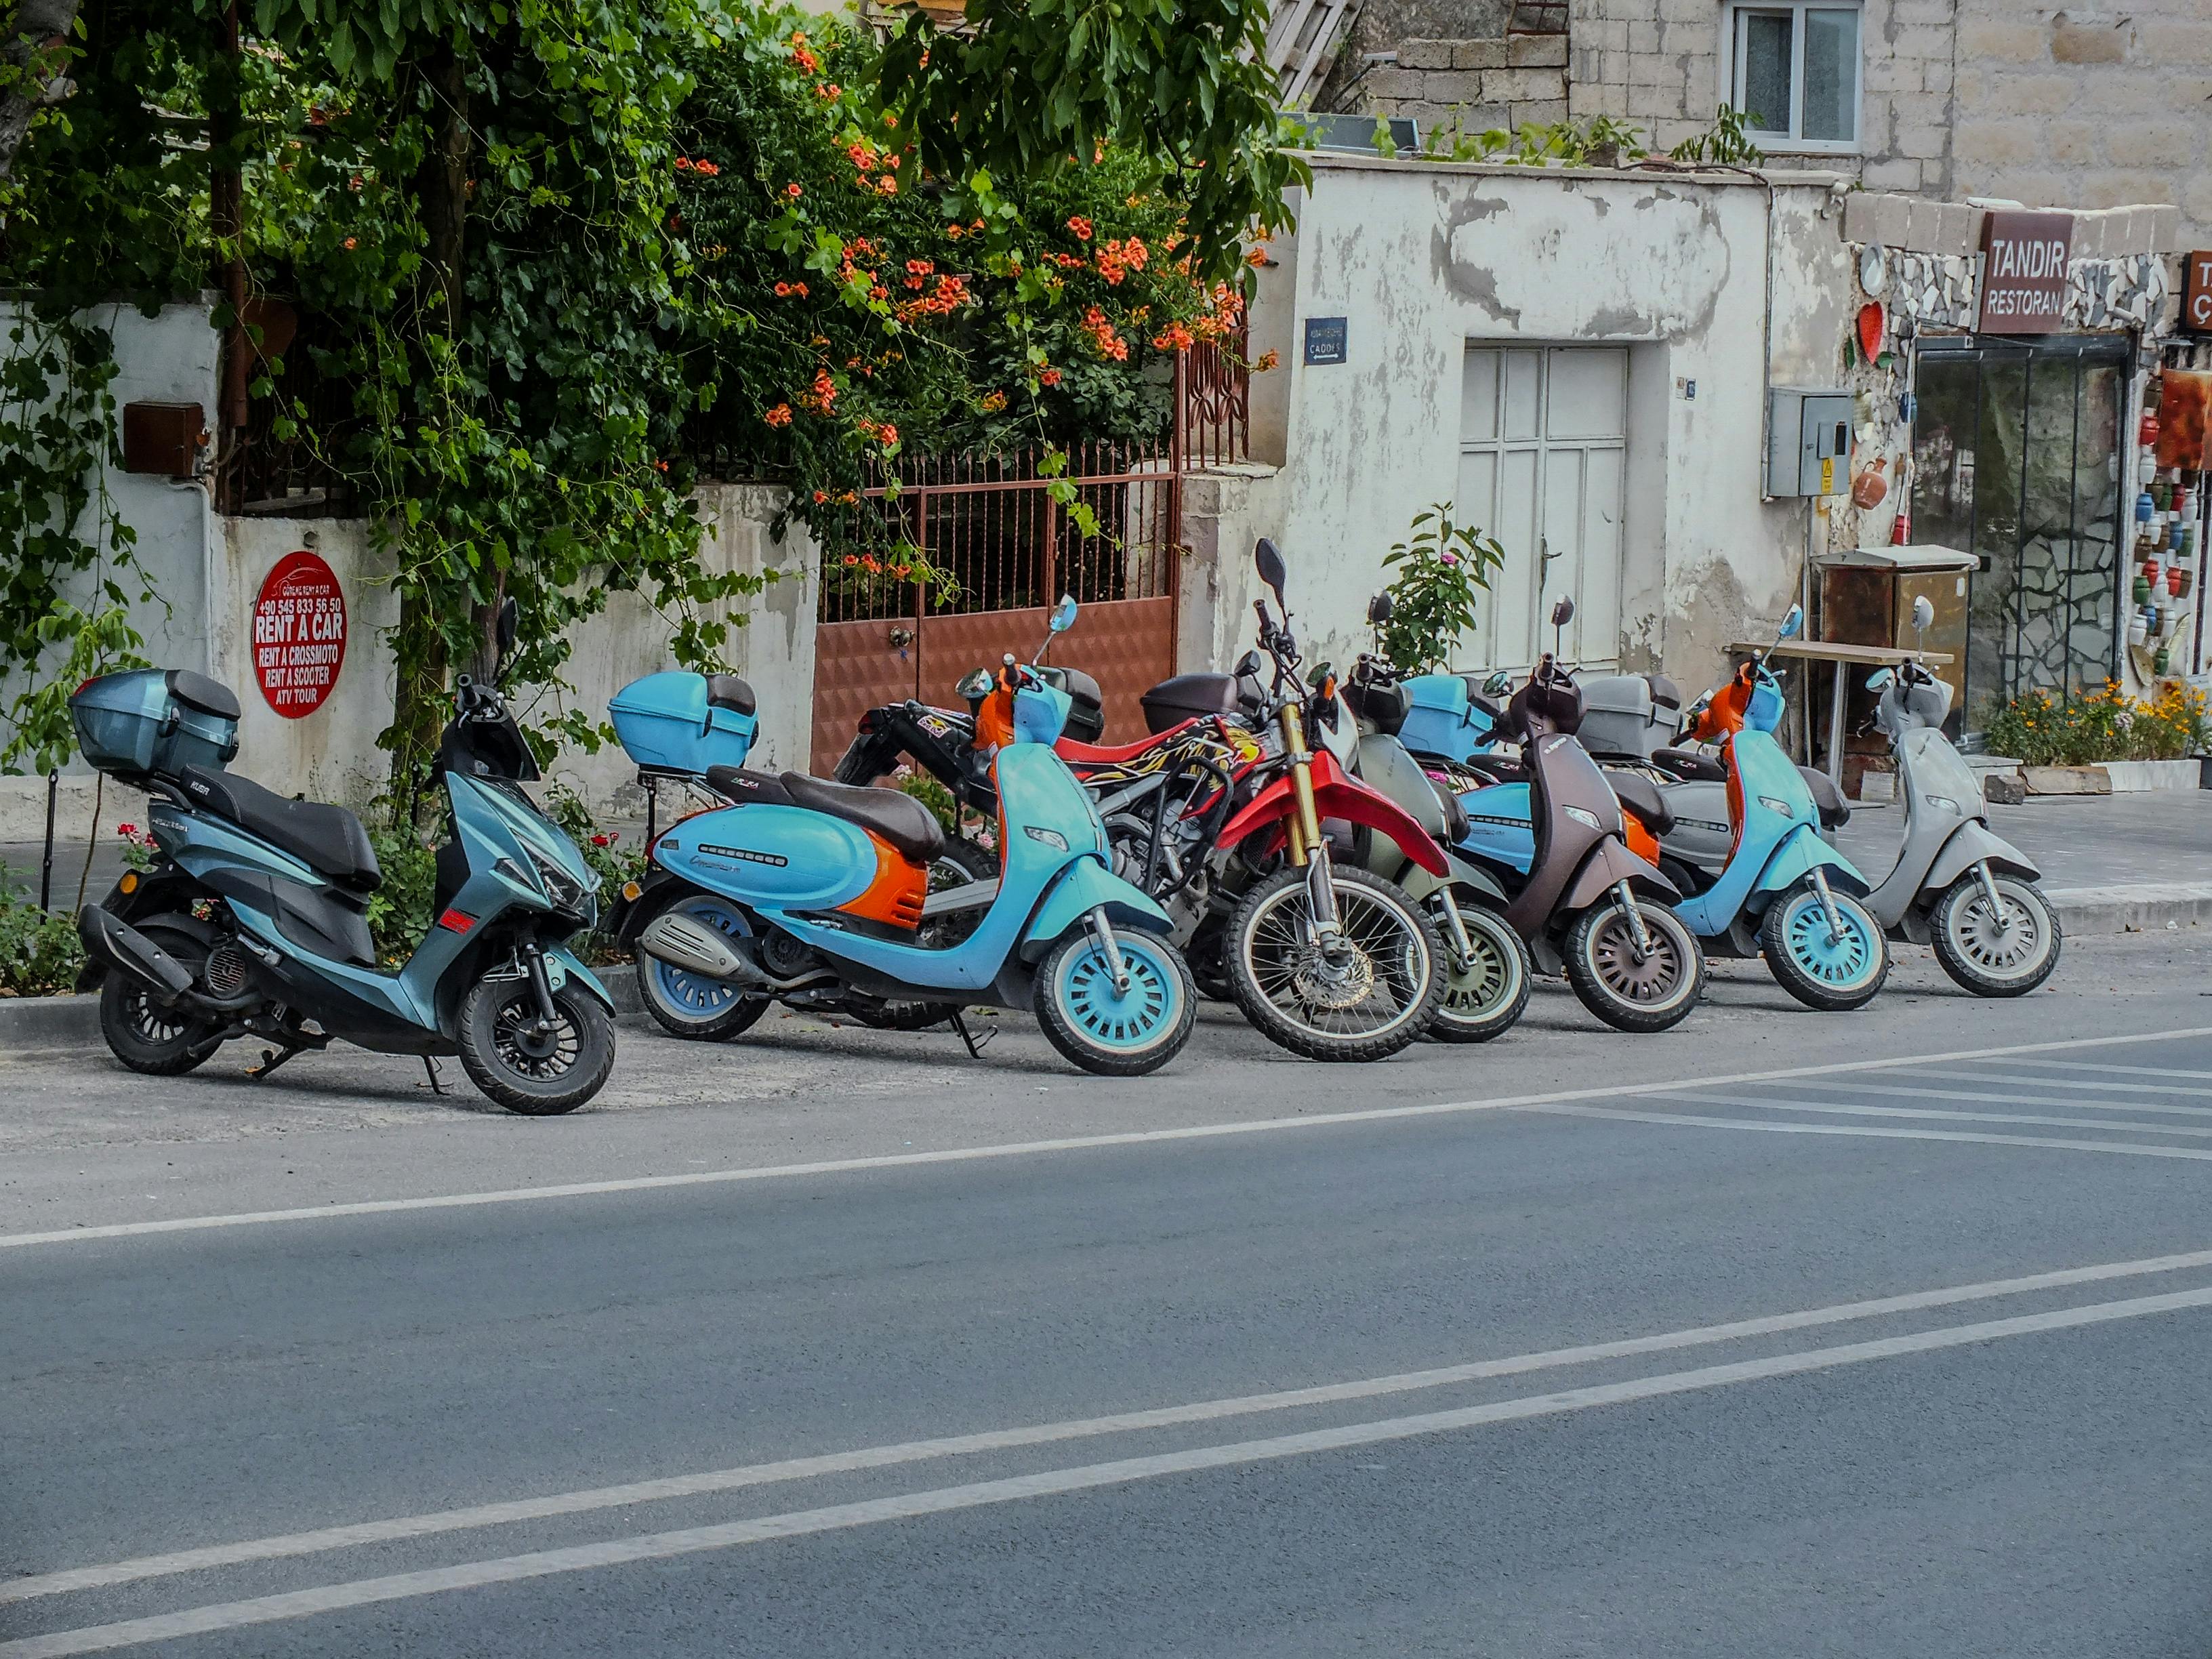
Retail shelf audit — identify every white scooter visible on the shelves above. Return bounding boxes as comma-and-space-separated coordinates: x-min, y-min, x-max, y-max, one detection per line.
1860, 612, 2060, 996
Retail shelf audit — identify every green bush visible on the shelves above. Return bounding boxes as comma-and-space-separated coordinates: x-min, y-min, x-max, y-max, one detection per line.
0, 884, 85, 997
1981, 683, 2210, 767
1376, 504, 1507, 675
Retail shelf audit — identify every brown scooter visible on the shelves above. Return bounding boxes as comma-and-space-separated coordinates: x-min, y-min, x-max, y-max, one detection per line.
1475, 600, 1706, 1033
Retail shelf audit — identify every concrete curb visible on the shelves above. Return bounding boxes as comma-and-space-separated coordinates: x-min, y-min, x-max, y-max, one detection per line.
1, 890, 2198, 1052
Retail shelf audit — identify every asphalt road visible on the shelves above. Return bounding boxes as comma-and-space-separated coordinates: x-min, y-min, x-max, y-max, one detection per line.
7, 931, 2212, 1656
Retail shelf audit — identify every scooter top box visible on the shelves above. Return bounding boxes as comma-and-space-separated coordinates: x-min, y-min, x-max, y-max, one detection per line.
609, 671, 758, 773
1398, 674, 1495, 758
70, 668, 241, 783
1578, 672, 1683, 761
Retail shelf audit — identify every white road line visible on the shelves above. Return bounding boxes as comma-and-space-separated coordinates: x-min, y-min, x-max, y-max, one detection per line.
16, 1240, 2212, 1607
1528, 1102, 2212, 1162
1953, 1059, 2212, 1083
1904, 1068, 2212, 1099
9, 1285, 2211, 1658
1656, 1091, 2212, 1139
6, 1024, 2211, 1253
1792, 1079, 2212, 1119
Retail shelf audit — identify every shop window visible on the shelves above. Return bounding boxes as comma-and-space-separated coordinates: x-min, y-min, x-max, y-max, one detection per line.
1724, 3, 1861, 152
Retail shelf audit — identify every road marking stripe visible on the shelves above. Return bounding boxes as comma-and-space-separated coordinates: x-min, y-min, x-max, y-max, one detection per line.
1528, 1102, 2212, 1161
14, 1242, 2212, 1607
7, 1025, 2211, 1252
1954, 1059, 2212, 1082
1788, 1080, 2212, 1118
1656, 1091, 2212, 1139
1904, 1068, 2212, 1099
9, 1286, 2211, 1658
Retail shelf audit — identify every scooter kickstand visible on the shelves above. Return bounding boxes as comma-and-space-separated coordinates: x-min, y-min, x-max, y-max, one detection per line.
245, 1045, 301, 1083
949, 1011, 994, 1058
422, 1056, 447, 1096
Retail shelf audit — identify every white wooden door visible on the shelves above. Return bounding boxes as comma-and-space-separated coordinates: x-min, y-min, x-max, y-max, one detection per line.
1454, 346, 1628, 673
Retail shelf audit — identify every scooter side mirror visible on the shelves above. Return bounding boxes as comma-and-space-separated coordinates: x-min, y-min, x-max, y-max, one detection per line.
1233, 649, 1264, 680
1777, 602, 1804, 640
1254, 538, 1288, 604
492, 594, 519, 679
1866, 668, 1895, 691
1549, 596, 1575, 629
1367, 591, 1393, 626
1482, 670, 1513, 697
1910, 593, 1934, 635
1049, 594, 1078, 634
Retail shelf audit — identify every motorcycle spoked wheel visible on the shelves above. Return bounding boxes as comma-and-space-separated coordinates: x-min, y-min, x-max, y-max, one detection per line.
1563, 898, 1705, 1033
1225, 865, 1444, 1062
634, 890, 772, 1042
1033, 929, 1197, 1076
1760, 882, 1889, 1012
455, 975, 616, 1115
1930, 874, 2061, 998
97, 915, 224, 1076
1425, 900, 1533, 1044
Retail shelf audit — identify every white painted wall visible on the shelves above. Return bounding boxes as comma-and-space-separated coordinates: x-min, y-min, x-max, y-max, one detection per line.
1231, 155, 1847, 699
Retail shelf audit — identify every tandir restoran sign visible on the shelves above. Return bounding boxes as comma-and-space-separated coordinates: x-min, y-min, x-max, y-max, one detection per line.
1978, 209, 2072, 334
252, 550, 347, 718
2184, 251, 2212, 333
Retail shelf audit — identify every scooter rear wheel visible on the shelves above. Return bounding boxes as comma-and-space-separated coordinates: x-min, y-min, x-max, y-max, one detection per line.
1034, 929, 1195, 1076
457, 975, 615, 1115
635, 891, 771, 1042
1563, 899, 1705, 1033
97, 917, 220, 1076
1761, 882, 1889, 1011
1931, 874, 2060, 997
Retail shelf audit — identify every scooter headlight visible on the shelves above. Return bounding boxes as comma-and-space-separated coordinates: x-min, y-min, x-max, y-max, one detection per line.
527, 845, 593, 913
1924, 794, 1958, 814
1757, 796, 1795, 816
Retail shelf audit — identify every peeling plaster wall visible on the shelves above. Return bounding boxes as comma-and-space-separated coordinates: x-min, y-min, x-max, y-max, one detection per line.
1246, 154, 1839, 697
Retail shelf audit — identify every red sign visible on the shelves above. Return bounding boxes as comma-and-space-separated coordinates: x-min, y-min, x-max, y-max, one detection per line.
1978, 209, 2072, 334
251, 550, 348, 718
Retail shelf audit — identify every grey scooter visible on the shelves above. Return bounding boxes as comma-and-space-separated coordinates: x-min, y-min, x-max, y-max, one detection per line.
1861, 642, 2061, 996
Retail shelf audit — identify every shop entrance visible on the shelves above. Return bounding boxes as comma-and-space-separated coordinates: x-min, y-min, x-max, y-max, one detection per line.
1908, 336, 2127, 736
1456, 345, 1628, 671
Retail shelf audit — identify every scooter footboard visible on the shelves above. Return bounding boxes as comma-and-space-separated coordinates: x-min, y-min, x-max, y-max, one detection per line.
1019, 857, 1174, 963
1753, 824, 1872, 901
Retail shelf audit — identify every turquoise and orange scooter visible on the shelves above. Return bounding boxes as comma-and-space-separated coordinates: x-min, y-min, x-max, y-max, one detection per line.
613, 602, 1197, 1076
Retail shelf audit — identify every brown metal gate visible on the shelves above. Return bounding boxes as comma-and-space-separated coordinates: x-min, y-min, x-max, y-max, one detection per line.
811, 440, 1183, 772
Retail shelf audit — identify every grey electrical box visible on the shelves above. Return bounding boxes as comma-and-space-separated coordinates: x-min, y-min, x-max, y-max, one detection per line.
1767, 387, 1854, 497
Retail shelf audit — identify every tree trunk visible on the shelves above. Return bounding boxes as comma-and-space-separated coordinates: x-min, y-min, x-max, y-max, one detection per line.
0, 0, 81, 181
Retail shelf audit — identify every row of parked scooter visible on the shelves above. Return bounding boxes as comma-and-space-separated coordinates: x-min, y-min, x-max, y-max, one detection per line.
64, 539, 2058, 1115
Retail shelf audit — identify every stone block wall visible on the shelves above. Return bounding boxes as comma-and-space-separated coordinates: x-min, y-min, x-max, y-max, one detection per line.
1362, 33, 1570, 133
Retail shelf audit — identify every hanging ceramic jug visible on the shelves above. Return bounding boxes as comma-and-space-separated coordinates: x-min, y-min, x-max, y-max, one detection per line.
1851, 455, 1890, 510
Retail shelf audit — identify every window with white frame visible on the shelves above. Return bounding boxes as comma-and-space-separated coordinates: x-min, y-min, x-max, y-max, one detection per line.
1724, 3, 1862, 151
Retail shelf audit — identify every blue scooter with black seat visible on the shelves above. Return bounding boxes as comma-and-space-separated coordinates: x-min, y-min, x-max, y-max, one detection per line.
69, 598, 617, 1113
628, 605, 1197, 1076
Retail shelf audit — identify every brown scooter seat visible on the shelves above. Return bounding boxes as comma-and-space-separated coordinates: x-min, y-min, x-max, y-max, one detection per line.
1650, 746, 1726, 783
779, 771, 947, 865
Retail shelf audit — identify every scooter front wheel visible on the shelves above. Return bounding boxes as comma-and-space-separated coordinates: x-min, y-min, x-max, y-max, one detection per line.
1034, 929, 1195, 1076
1931, 873, 2060, 997
1563, 899, 1705, 1033
456, 975, 616, 1115
1425, 900, 1532, 1044
1761, 882, 1889, 1011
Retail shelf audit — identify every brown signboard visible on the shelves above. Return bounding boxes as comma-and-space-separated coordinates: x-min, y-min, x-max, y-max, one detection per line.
1978, 210, 2072, 333
2184, 251, 2212, 333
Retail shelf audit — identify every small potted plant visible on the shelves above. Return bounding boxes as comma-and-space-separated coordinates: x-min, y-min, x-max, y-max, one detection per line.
1376, 504, 1508, 674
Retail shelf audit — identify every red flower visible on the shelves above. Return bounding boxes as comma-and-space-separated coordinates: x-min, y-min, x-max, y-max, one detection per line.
116, 823, 136, 837
813, 489, 828, 503
590, 833, 615, 848
1039, 367, 1063, 387
763, 403, 794, 428
1067, 215, 1093, 241
784, 181, 802, 199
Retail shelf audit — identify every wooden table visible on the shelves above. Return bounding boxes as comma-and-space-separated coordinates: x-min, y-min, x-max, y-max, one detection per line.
1725, 640, 1957, 788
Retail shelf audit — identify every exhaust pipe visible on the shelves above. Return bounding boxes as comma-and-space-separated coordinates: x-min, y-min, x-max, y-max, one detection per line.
638, 912, 758, 983
78, 907, 195, 999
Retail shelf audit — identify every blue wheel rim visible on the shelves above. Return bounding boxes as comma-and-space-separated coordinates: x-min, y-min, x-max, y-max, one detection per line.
1057, 937, 1180, 1050
650, 897, 754, 1021
1783, 891, 1877, 987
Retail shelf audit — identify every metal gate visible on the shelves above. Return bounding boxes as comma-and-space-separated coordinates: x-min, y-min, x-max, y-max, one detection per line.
811, 440, 1183, 771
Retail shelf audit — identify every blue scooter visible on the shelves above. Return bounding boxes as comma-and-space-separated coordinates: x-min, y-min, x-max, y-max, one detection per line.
70, 599, 617, 1113
1658, 605, 1890, 1010
626, 607, 1197, 1076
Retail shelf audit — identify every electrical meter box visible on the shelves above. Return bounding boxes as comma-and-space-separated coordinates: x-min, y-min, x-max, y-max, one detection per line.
1767, 387, 1854, 497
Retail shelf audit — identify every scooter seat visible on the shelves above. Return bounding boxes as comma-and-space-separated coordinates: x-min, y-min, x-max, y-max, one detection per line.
1651, 746, 1727, 783
1799, 764, 1851, 830
1607, 771, 1676, 838
705, 674, 756, 715
703, 764, 798, 807
779, 771, 946, 865
177, 765, 382, 893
